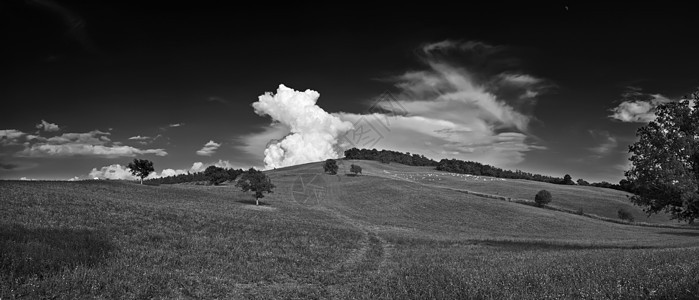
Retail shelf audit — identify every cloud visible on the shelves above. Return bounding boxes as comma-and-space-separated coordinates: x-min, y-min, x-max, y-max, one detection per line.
35, 120, 60, 132
251, 84, 354, 169
127, 134, 161, 145
239, 41, 547, 169
422, 40, 502, 54
168, 123, 183, 128
196, 140, 221, 156
336, 113, 538, 166
609, 87, 673, 122
16, 130, 167, 158
588, 130, 618, 157
347, 40, 545, 166
89, 164, 140, 180
0, 129, 26, 145
128, 135, 150, 140
20, 144, 167, 158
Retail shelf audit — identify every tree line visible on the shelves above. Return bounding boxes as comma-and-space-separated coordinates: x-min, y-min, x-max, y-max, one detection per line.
143, 165, 244, 185
343, 148, 439, 166
343, 147, 636, 192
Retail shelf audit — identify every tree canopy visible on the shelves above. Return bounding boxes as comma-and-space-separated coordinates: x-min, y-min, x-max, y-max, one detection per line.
350, 164, 362, 175
127, 159, 154, 184
625, 93, 698, 223
236, 168, 275, 205
323, 159, 338, 175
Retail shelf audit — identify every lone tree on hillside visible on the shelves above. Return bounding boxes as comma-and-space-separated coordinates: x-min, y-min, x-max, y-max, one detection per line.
350, 164, 362, 176
617, 208, 635, 222
236, 168, 275, 205
204, 166, 228, 185
625, 91, 699, 223
324, 159, 338, 175
127, 159, 154, 184
562, 174, 575, 185
534, 190, 552, 207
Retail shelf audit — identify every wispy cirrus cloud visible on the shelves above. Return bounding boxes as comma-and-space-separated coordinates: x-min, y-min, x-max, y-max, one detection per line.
1, 127, 168, 158
353, 40, 548, 166
128, 134, 161, 145
587, 130, 618, 158
196, 140, 221, 156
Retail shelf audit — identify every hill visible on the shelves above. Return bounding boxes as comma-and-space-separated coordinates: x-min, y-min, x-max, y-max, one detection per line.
1, 161, 698, 299
339, 159, 680, 225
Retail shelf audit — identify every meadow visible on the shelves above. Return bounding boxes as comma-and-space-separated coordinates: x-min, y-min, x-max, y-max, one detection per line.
1, 160, 699, 299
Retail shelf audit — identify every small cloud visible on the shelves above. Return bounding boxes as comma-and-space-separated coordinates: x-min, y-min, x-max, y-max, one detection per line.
128, 135, 150, 140
196, 140, 221, 156
19, 177, 33, 181
422, 40, 501, 54
498, 73, 543, 86
588, 130, 618, 157
89, 164, 139, 180
35, 120, 60, 132
169, 123, 183, 128
609, 87, 673, 123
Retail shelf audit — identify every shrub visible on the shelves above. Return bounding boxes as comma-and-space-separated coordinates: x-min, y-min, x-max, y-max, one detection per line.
618, 208, 635, 222
575, 208, 584, 215
350, 164, 362, 176
534, 190, 552, 207
323, 159, 338, 175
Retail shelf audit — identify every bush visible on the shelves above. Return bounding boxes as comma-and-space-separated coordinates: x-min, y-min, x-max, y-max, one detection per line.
534, 190, 552, 207
323, 159, 338, 175
350, 164, 362, 176
575, 208, 584, 215
618, 208, 635, 222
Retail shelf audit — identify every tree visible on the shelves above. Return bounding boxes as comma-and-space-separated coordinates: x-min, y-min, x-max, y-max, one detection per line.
625, 92, 699, 223
127, 158, 154, 184
350, 164, 362, 176
534, 190, 552, 207
378, 152, 392, 164
577, 178, 590, 186
204, 166, 228, 185
236, 168, 275, 205
323, 159, 338, 175
562, 174, 575, 185
618, 208, 635, 222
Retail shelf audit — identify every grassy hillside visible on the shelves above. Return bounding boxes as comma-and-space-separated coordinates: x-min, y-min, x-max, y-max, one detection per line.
2, 161, 699, 299
342, 159, 680, 225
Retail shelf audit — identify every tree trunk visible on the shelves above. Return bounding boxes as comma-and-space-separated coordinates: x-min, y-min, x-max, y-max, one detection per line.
256, 198, 259, 206
140, 178, 143, 184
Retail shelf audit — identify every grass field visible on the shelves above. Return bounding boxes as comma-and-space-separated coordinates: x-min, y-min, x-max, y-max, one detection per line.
342, 159, 681, 225
2, 160, 699, 299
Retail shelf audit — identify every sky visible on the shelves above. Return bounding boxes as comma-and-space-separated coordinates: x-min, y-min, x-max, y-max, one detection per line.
2, 2, 698, 182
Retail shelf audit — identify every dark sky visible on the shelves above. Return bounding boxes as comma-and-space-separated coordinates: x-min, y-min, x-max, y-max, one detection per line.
2, 1, 697, 182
